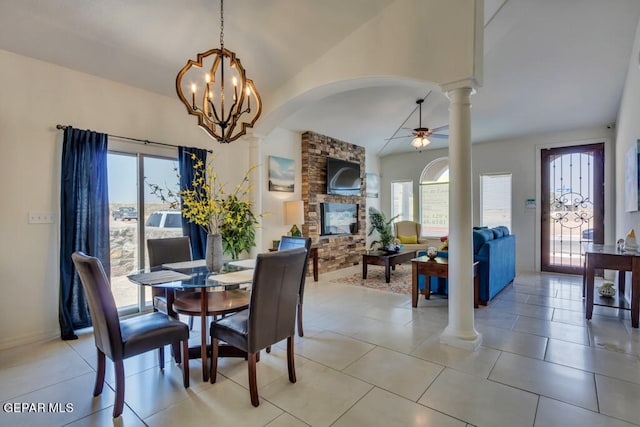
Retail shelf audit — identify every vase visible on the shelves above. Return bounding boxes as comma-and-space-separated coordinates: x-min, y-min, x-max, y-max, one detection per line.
206, 233, 224, 272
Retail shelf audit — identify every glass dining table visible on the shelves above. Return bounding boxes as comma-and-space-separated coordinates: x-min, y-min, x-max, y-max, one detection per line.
128, 260, 254, 381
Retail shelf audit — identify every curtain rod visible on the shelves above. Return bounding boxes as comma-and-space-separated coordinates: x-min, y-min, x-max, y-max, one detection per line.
56, 124, 213, 154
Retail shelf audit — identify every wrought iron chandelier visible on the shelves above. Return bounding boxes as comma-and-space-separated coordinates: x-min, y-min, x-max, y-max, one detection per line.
176, 0, 262, 143
411, 99, 432, 149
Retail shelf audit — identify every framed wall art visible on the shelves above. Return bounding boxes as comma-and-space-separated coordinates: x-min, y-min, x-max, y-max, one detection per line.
366, 173, 379, 198
268, 155, 295, 192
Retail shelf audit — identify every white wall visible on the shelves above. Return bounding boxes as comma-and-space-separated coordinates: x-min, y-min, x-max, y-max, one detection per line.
380, 126, 614, 274
615, 19, 640, 240
0, 49, 249, 349
260, 128, 304, 250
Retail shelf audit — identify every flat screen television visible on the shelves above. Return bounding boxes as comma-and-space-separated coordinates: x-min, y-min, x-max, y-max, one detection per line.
320, 203, 358, 236
326, 157, 361, 196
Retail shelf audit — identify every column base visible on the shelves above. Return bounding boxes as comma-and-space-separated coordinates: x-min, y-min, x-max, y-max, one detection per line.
440, 328, 482, 351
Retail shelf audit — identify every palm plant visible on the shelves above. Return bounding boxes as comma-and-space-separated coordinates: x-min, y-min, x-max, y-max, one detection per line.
367, 207, 398, 250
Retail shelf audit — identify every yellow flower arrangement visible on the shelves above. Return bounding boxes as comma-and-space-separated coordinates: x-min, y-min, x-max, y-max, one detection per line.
148, 153, 260, 259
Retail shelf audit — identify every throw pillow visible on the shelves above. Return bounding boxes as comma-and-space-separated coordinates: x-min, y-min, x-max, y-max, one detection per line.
398, 234, 418, 244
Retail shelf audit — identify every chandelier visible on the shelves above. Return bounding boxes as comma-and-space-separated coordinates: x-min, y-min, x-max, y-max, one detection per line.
411, 99, 432, 149
176, 0, 262, 143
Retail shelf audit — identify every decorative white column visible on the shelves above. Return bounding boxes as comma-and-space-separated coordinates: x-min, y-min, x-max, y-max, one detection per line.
440, 85, 481, 351
247, 135, 263, 258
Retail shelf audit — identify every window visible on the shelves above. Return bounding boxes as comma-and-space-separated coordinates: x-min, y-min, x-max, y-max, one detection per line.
391, 181, 413, 221
419, 158, 449, 237
107, 146, 179, 314
481, 173, 512, 230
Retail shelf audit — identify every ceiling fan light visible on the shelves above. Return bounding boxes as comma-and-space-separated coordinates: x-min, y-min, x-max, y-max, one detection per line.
421, 137, 431, 147
411, 137, 423, 148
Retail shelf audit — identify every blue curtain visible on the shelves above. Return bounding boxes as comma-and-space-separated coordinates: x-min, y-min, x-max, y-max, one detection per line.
59, 127, 110, 340
178, 146, 208, 259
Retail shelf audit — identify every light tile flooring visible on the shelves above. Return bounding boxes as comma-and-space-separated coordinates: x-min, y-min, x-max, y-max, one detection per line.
2, 268, 640, 426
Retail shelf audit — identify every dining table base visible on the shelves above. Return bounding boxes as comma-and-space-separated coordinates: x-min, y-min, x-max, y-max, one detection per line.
170, 289, 251, 381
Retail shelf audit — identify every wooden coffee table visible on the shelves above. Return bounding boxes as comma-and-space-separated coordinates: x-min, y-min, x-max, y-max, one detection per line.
362, 250, 417, 283
411, 255, 479, 308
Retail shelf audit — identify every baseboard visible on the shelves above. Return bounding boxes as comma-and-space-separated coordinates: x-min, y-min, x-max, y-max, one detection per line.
0, 329, 60, 351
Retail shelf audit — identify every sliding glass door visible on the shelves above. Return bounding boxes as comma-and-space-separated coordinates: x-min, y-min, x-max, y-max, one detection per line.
107, 151, 179, 313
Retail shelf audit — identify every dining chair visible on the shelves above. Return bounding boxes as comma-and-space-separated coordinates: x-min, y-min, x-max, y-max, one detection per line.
209, 248, 307, 406
278, 236, 312, 336
71, 252, 190, 418
147, 237, 195, 329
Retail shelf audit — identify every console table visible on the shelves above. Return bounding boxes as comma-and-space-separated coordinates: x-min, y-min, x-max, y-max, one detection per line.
584, 243, 640, 328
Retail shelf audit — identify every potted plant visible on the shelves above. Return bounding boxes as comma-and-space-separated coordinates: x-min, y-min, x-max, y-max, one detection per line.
367, 207, 399, 251
148, 154, 261, 267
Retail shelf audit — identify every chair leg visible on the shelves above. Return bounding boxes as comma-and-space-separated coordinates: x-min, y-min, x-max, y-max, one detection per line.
209, 338, 219, 384
93, 349, 106, 396
182, 339, 190, 388
113, 360, 125, 418
297, 303, 304, 337
266, 346, 271, 353
158, 346, 165, 370
287, 336, 296, 383
248, 352, 259, 407
188, 315, 194, 330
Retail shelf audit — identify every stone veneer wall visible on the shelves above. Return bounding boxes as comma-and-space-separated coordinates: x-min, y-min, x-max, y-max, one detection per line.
301, 131, 366, 273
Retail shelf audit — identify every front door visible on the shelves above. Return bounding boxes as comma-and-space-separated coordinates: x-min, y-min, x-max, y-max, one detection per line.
541, 143, 604, 275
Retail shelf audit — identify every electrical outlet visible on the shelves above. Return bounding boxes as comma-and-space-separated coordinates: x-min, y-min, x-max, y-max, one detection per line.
28, 212, 55, 224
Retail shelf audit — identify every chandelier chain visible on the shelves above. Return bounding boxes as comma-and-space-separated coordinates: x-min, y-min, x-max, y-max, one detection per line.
219, 0, 224, 49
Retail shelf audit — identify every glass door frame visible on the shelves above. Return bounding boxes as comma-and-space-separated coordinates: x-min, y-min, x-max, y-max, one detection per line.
540, 143, 604, 275
108, 144, 178, 316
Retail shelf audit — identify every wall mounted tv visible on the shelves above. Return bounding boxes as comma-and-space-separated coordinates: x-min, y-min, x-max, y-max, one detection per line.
326, 157, 361, 196
320, 203, 359, 236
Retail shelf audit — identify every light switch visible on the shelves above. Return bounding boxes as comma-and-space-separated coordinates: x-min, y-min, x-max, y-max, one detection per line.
28, 212, 55, 224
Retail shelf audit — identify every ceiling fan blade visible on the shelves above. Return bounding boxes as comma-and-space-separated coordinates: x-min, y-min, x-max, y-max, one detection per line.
431, 124, 449, 132
384, 134, 412, 141
430, 134, 448, 140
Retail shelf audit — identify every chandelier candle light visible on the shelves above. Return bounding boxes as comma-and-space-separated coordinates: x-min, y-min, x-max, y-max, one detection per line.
176, 0, 262, 143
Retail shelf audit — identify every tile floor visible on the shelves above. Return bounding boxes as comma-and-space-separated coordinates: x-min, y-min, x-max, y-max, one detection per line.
2, 268, 640, 426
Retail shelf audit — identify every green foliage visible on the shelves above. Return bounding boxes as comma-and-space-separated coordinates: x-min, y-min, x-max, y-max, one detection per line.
367, 207, 398, 249
219, 194, 258, 260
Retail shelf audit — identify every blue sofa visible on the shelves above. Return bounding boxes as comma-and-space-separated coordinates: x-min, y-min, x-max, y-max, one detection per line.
419, 226, 516, 304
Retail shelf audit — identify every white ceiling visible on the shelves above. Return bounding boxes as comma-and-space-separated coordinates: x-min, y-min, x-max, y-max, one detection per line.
1, 0, 639, 156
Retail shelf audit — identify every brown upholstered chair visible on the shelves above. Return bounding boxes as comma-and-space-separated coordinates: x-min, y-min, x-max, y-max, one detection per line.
147, 237, 195, 329
71, 252, 189, 418
278, 236, 312, 336
209, 248, 307, 406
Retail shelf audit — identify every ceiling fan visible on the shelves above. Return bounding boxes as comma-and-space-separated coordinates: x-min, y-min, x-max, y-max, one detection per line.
385, 97, 448, 149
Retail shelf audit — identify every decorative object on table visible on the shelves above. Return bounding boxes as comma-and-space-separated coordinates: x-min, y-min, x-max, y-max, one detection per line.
175, 0, 261, 143
206, 233, 224, 271
617, 238, 625, 251
284, 200, 304, 236
365, 173, 379, 198
367, 207, 399, 251
624, 229, 638, 252
272, 240, 280, 250
439, 236, 449, 251
598, 282, 616, 298
148, 153, 261, 266
426, 247, 438, 259
269, 156, 295, 192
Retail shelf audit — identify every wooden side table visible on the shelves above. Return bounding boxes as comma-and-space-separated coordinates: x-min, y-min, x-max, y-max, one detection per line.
584, 243, 639, 328
411, 255, 479, 308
